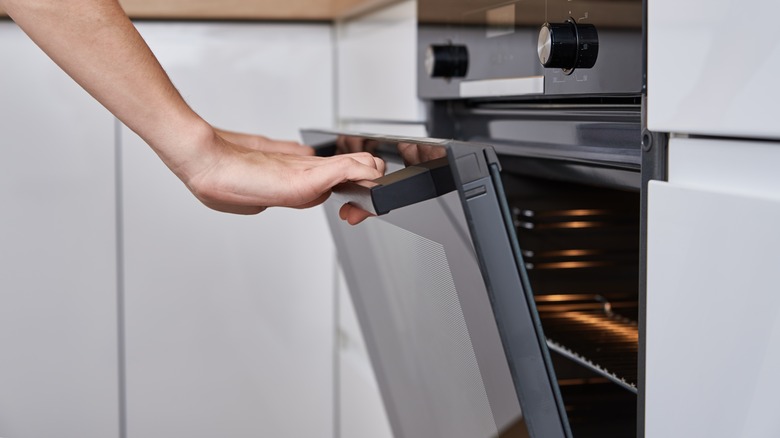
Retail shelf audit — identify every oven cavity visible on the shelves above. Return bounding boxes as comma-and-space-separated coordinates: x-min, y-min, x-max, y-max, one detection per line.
507, 175, 639, 437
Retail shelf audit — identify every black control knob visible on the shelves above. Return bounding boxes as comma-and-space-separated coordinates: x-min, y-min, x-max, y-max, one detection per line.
425, 45, 469, 78
537, 22, 599, 71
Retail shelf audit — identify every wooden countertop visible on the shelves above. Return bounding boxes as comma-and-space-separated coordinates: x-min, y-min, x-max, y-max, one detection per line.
1, 0, 399, 21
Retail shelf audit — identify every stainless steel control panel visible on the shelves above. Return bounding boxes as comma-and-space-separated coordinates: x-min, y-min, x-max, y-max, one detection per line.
418, 0, 643, 99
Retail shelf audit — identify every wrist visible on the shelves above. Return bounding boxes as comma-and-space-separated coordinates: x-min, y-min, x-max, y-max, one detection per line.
148, 116, 218, 184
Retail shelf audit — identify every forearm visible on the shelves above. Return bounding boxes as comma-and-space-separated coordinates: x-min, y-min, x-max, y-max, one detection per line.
1, 0, 210, 177
1, 0, 385, 217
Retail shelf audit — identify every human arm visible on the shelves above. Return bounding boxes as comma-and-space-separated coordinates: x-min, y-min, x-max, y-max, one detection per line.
0, 0, 384, 215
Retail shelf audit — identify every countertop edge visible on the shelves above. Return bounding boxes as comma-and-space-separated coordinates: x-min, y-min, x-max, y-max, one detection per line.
0, 0, 403, 21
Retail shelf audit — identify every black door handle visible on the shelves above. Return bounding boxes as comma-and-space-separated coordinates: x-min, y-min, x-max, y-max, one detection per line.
331, 157, 455, 215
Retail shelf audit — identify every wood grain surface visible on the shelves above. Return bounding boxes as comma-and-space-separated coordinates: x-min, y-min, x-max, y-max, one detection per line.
0, 0, 400, 20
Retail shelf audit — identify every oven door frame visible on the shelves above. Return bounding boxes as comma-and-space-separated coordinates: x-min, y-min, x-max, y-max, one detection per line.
304, 130, 572, 438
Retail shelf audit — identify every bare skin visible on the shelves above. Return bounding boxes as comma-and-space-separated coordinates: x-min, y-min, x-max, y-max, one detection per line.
0, 0, 385, 216
337, 138, 447, 225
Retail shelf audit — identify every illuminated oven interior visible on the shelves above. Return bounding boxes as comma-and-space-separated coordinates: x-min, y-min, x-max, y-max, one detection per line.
505, 173, 639, 437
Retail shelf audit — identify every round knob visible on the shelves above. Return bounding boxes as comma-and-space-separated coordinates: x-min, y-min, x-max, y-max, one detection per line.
425, 45, 469, 78
537, 22, 599, 71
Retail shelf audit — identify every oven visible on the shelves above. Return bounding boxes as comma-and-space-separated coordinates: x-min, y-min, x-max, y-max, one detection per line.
305, 0, 655, 436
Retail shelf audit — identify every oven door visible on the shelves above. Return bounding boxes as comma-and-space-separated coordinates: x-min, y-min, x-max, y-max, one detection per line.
303, 130, 571, 438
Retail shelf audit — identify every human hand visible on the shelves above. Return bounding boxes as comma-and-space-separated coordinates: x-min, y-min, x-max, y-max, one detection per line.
338, 202, 375, 226
214, 127, 315, 156
336, 137, 448, 226
174, 126, 385, 215
335, 135, 380, 225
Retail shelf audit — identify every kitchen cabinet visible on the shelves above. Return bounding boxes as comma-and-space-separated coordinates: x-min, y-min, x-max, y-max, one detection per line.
1, 18, 341, 438
2, 9, 420, 438
120, 22, 337, 438
646, 137, 780, 438
121, 23, 334, 438
0, 22, 120, 438
647, 0, 780, 434
647, 0, 780, 140
336, 0, 425, 124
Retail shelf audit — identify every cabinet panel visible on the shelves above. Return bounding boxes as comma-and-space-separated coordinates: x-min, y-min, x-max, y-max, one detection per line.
647, 0, 780, 139
647, 137, 780, 437
667, 137, 780, 201
122, 22, 336, 438
0, 22, 119, 438
646, 181, 780, 437
336, 0, 425, 123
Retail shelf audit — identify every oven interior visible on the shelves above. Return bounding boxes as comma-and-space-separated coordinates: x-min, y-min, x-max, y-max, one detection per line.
503, 172, 639, 438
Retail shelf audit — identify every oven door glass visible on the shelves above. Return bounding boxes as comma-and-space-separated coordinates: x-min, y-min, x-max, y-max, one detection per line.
302, 130, 571, 438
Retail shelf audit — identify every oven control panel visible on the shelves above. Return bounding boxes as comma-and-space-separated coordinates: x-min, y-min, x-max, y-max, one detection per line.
418, 0, 642, 99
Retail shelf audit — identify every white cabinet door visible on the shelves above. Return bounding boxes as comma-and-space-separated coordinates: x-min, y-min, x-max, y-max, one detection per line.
0, 22, 120, 438
646, 137, 780, 437
337, 0, 425, 123
648, 0, 780, 139
121, 22, 336, 438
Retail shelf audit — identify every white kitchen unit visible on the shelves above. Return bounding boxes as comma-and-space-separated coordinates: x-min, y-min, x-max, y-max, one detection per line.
121, 22, 337, 438
336, 0, 425, 125
647, 0, 780, 140
646, 138, 780, 438
647, 0, 780, 435
0, 22, 121, 438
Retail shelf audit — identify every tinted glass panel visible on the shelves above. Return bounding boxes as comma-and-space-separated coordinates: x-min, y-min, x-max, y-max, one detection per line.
326, 180, 528, 438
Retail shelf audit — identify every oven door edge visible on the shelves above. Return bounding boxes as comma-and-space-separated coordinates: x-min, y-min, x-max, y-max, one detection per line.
448, 140, 571, 438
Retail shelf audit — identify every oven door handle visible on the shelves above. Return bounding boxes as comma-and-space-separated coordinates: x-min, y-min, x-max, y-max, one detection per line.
331, 157, 455, 216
